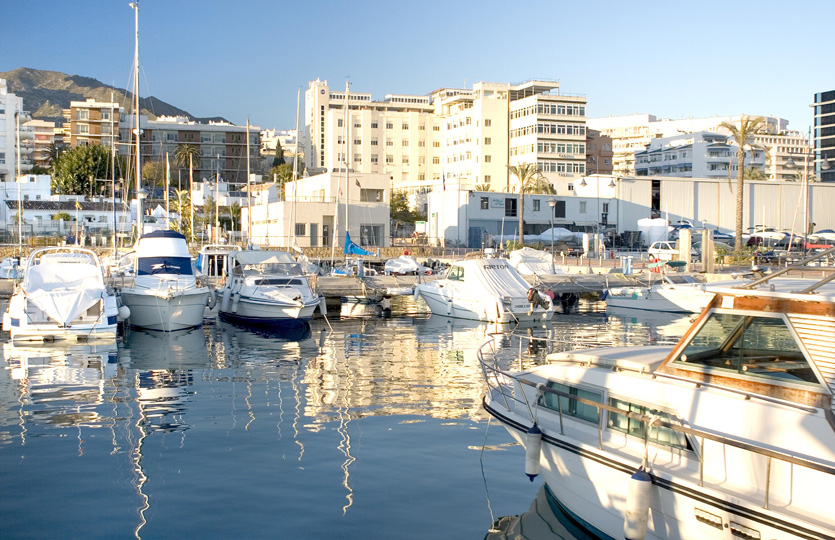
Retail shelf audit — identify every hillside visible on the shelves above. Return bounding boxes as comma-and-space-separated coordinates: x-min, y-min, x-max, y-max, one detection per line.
0, 67, 228, 124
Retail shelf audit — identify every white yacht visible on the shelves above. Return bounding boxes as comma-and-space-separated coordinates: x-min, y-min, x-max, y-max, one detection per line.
119, 230, 210, 331
217, 250, 323, 328
605, 274, 716, 313
481, 247, 835, 540
2, 247, 125, 342
414, 257, 553, 324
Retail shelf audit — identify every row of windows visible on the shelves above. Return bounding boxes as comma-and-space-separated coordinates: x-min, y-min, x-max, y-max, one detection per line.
538, 161, 585, 174
510, 123, 586, 138
509, 104, 586, 119
538, 382, 691, 451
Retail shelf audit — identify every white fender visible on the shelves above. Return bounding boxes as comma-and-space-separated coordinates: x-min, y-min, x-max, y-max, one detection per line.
231, 292, 241, 313
117, 305, 131, 322
525, 423, 542, 481
624, 468, 653, 540
318, 296, 327, 316
207, 289, 217, 310
413, 286, 420, 303
220, 288, 232, 312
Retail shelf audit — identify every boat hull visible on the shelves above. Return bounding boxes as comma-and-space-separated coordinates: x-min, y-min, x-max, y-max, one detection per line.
416, 286, 549, 324
484, 396, 834, 540
121, 288, 209, 331
605, 286, 713, 313
218, 295, 319, 326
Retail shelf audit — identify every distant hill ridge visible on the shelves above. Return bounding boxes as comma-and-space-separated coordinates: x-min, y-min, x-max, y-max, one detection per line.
0, 67, 228, 125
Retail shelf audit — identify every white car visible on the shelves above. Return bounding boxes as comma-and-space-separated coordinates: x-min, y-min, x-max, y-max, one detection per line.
647, 240, 697, 262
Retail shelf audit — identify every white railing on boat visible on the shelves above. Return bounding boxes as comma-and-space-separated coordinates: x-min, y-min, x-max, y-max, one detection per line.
477, 335, 835, 511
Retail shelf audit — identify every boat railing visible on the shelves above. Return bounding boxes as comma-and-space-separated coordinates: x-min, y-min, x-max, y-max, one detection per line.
739, 245, 835, 291
477, 337, 835, 510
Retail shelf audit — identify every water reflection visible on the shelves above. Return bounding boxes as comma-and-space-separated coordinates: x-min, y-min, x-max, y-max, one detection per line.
0, 305, 699, 539
486, 485, 589, 540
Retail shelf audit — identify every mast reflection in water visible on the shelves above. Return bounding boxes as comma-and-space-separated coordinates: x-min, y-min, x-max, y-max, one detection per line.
0, 298, 689, 539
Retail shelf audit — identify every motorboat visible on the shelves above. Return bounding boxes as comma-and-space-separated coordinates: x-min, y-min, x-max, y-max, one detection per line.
2, 247, 126, 342
0, 256, 24, 279
480, 247, 835, 540
119, 230, 210, 332
508, 247, 566, 276
195, 243, 241, 287
384, 254, 429, 275
414, 257, 553, 324
217, 250, 324, 328
604, 273, 716, 313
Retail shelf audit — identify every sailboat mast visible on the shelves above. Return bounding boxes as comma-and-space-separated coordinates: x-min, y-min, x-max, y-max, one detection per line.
15, 109, 22, 258
343, 80, 350, 247
110, 91, 117, 257
130, 2, 142, 236
291, 89, 300, 249
245, 117, 251, 248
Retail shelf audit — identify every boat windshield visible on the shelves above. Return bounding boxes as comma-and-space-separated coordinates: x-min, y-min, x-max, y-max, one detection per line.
235, 263, 303, 276
137, 256, 194, 276
673, 312, 821, 387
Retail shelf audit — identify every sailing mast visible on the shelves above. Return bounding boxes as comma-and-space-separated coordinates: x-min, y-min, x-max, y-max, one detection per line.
130, 2, 142, 238
110, 91, 117, 257
15, 109, 22, 259
245, 117, 251, 248
343, 80, 350, 248
290, 89, 300, 250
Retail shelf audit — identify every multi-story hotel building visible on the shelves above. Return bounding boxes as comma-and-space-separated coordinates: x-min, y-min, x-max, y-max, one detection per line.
634, 132, 766, 178
304, 78, 587, 204
62, 99, 120, 149
0, 79, 32, 182
118, 114, 260, 189
588, 113, 790, 177
24, 119, 62, 169
814, 90, 835, 183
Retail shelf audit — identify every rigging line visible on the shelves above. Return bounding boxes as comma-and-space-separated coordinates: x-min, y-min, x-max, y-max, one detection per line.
480, 416, 499, 533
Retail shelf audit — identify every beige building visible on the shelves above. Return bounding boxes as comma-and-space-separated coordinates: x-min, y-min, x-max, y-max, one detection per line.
62, 98, 121, 149
24, 119, 61, 168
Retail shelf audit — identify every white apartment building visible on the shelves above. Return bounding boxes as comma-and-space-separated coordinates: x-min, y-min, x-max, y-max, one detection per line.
0, 79, 32, 182
244, 171, 390, 249
588, 114, 789, 176
634, 132, 766, 179
304, 78, 588, 209
24, 119, 60, 169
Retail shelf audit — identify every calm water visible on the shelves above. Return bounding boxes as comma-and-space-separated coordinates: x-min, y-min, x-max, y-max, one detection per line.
0, 297, 690, 539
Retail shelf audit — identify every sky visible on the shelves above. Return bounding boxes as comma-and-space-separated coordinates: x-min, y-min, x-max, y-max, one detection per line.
4, 0, 833, 135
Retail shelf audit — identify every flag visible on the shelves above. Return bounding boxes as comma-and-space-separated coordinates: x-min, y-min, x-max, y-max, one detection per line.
75, 200, 81, 210
355, 179, 361, 188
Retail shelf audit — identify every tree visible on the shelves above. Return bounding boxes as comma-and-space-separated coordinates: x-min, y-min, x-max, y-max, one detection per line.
474, 183, 492, 192
268, 162, 294, 199
390, 190, 418, 236
719, 115, 766, 250
742, 166, 766, 181
272, 140, 285, 167
228, 201, 241, 232
506, 162, 549, 243
46, 142, 67, 167
52, 212, 72, 221
142, 161, 166, 194
169, 189, 193, 238
50, 145, 111, 195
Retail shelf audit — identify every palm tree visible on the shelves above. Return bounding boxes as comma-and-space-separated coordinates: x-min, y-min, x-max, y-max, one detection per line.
169, 189, 192, 237
719, 115, 766, 250
174, 144, 200, 194
506, 163, 551, 245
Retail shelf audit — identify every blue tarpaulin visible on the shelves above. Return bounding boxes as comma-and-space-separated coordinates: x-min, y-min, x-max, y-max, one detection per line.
344, 232, 373, 256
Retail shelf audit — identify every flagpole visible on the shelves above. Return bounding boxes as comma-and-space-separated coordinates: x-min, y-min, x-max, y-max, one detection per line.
165, 152, 170, 229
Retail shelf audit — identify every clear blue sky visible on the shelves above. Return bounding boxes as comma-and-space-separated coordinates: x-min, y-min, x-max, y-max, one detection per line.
4, 0, 832, 135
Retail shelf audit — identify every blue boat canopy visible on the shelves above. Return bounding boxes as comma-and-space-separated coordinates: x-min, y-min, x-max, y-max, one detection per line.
344, 232, 373, 256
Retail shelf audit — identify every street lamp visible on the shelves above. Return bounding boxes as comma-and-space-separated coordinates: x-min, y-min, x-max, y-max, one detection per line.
548, 198, 557, 272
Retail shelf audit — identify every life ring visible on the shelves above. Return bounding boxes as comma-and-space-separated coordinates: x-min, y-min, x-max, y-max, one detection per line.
649, 256, 660, 273
403, 249, 411, 256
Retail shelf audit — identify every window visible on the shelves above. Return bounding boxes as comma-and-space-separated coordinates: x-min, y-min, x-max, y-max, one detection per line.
371, 138, 378, 146
354, 121, 361, 128
371, 154, 378, 164
386, 122, 393, 129
580, 201, 587, 213
432, 157, 440, 165
484, 137, 491, 145
386, 139, 393, 147
673, 313, 820, 386
371, 122, 378, 129
433, 141, 440, 148
484, 155, 491, 163
402, 139, 409, 147
338, 119, 343, 127
295, 223, 306, 236
386, 155, 394, 163
402, 156, 409, 164
553, 200, 566, 218
539, 382, 601, 424
354, 139, 361, 145
533, 199, 540, 212
484, 175, 491, 184
480, 197, 489, 209
402, 122, 409, 130
505, 198, 517, 217
484, 119, 492, 127
608, 398, 691, 450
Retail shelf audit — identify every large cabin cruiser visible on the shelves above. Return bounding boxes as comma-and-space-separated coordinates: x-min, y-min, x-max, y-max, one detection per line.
217, 250, 323, 328
414, 257, 553, 324
2, 247, 124, 342
480, 248, 835, 540
119, 230, 210, 331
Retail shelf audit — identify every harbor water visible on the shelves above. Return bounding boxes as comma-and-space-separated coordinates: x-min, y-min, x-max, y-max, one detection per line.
0, 297, 691, 539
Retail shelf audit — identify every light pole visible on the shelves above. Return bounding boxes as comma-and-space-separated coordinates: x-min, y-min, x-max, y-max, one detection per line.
548, 198, 557, 272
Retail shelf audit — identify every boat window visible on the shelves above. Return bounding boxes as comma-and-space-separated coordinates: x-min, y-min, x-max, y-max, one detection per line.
447, 266, 464, 281
137, 256, 193, 276
251, 278, 305, 287
538, 381, 601, 424
673, 313, 820, 386
608, 398, 692, 450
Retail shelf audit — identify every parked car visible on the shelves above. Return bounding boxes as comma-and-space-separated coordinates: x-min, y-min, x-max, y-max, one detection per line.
647, 240, 698, 262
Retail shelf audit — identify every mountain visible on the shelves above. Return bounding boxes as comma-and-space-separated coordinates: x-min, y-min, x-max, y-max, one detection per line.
0, 67, 228, 124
